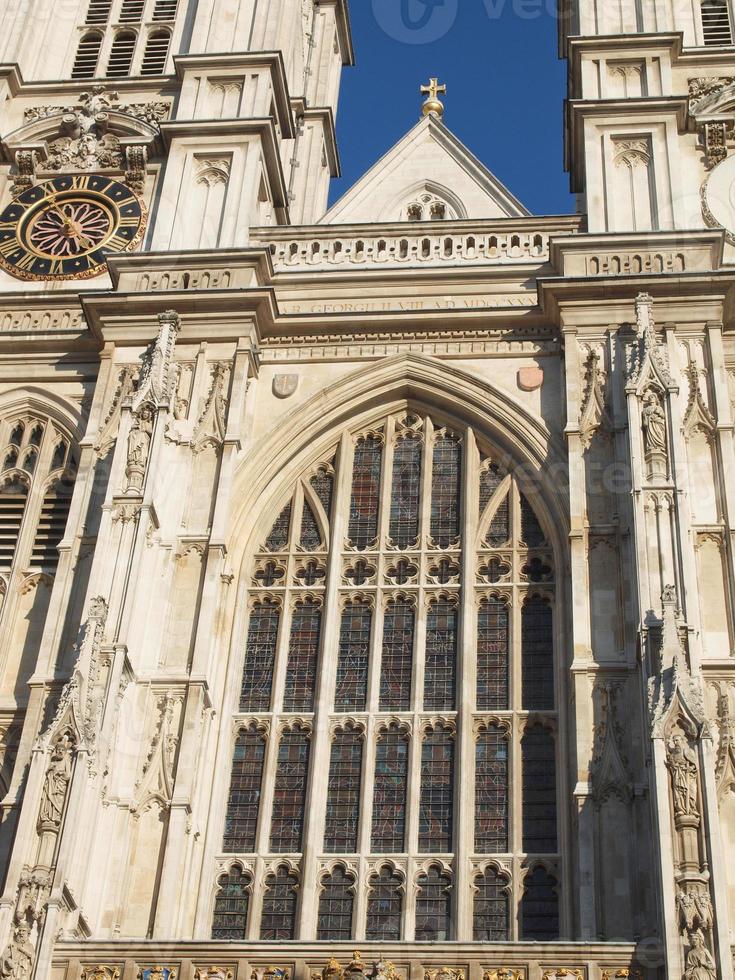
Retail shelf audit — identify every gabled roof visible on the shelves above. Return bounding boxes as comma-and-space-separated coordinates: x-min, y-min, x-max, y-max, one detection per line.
320, 113, 530, 224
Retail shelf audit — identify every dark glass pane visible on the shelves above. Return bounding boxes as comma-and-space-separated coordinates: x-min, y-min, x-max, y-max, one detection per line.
348, 436, 382, 548
419, 729, 454, 852
324, 731, 363, 853
430, 435, 461, 547
475, 726, 508, 852
520, 866, 559, 940
379, 600, 414, 711
371, 728, 408, 852
260, 867, 299, 940
283, 601, 321, 712
240, 601, 280, 711
479, 461, 504, 517
389, 435, 422, 548
521, 494, 546, 547
473, 869, 509, 941
522, 726, 557, 853
265, 502, 291, 551
299, 500, 322, 550
269, 732, 310, 852
477, 598, 509, 710
310, 466, 334, 519
424, 600, 457, 711
212, 867, 251, 940
335, 602, 372, 711
366, 868, 402, 941
487, 494, 510, 545
415, 866, 452, 940
223, 732, 265, 852
317, 868, 354, 940
521, 597, 554, 710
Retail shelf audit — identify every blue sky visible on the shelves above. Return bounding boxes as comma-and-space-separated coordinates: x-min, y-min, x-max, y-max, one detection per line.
328, 0, 575, 216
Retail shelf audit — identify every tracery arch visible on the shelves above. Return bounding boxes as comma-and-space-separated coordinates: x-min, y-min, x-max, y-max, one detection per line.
211, 390, 563, 941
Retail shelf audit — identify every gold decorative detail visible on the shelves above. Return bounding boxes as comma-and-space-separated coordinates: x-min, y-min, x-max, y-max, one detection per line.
541, 972, 584, 980
483, 971, 525, 980
421, 77, 446, 118
424, 969, 464, 980
601, 970, 642, 979
82, 969, 121, 980
194, 968, 234, 980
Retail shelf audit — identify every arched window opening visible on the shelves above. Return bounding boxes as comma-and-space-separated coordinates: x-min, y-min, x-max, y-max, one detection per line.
223, 728, 266, 853
211, 865, 251, 940
119, 0, 145, 20
141, 29, 171, 75
224, 409, 558, 940
72, 32, 103, 79
415, 865, 452, 940
520, 865, 559, 940
473, 867, 510, 940
106, 30, 136, 76
0, 480, 28, 572
9, 425, 23, 448
31, 477, 73, 570
702, 0, 733, 43
317, 867, 355, 940
260, 866, 298, 940
366, 867, 403, 940
153, 0, 179, 17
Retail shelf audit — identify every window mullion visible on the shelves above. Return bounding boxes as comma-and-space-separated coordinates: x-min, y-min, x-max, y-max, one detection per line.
297, 432, 352, 939
456, 424, 478, 940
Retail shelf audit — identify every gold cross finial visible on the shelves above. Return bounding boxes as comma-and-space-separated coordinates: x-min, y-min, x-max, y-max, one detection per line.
420, 77, 446, 118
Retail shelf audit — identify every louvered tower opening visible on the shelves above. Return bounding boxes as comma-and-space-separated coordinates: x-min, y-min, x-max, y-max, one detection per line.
85, 0, 112, 23
31, 485, 72, 571
0, 485, 27, 572
107, 31, 137, 76
141, 29, 171, 74
153, 0, 178, 18
702, 0, 733, 43
72, 32, 103, 78
119, 0, 145, 20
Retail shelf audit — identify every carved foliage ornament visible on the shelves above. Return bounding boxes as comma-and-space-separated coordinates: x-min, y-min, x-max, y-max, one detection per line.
626, 292, 673, 389
688, 76, 735, 113
81, 969, 121, 980
578, 347, 610, 449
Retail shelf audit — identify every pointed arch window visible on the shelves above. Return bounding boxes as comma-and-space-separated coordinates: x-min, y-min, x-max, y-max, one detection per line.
72, 32, 103, 78
223, 728, 265, 853
415, 865, 452, 940
222, 410, 558, 940
317, 867, 355, 940
106, 30, 136, 76
520, 865, 559, 940
366, 866, 403, 940
211, 865, 251, 940
260, 866, 299, 939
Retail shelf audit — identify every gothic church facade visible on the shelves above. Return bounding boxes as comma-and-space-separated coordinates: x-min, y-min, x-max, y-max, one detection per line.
0, 0, 733, 978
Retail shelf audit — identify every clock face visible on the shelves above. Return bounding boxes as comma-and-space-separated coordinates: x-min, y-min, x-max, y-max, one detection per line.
0, 174, 146, 281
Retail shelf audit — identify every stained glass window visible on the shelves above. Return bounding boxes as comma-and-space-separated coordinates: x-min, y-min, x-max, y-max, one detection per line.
335, 601, 372, 712
348, 435, 382, 548
260, 866, 299, 940
211, 865, 251, 940
366, 867, 403, 941
473, 868, 509, 941
269, 730, 310, 852
310, 465, 334, 519
424, 599, 458, 711
283, 600, 322, 712
522, 725, 557, 853
520, 865, 559, 940
520, 494, 546, 547
477, 597, 509, 710
419, 727, 454, 852
223, 730, 265, 852
371, 726, 408, 852
379, 600, 414, 711
240, 601, 280, 712
430, 434, 461, 547
265, 503, 291, 551
324, 730, 363, 853
317, 867, 354, 940
299, 500, 322, 550
415, 865, 452, 940
475, 725, 508, 853
522, 596, 554, 710
486, 493, 510, 545
389, 435, 422, 547
479, 461, 504, 517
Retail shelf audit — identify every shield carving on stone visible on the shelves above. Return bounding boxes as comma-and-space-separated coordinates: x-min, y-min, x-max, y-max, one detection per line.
272, 373, 298, 398
517, 366, 544, 391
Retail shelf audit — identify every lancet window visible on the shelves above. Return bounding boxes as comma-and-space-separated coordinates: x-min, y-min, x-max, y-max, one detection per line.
215, 410, 559, 940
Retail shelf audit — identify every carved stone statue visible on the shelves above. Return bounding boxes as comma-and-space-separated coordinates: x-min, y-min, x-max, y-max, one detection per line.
39, 733, 73, 829
125, 403, 154, 492
641, 388, 667, 458
684, 931, 717, 980
667, 734, 700, 819
0, 922, 34, 980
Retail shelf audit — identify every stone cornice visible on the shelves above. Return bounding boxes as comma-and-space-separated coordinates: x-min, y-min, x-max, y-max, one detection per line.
317, 0, 355, 65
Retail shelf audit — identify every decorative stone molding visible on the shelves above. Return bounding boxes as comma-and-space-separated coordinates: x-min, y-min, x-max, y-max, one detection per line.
700, 120, 730, 170
688, 76, 735, 113
591, 681, 631, 804
482, 971, 524, 980
612, 137, 650, 168
10, 149, 37, 198
626, 293, 674, 390
682, 362, 716, 441
81, 968, 122, 980
125, 145, 148, 196
195, 158, 231, 187
579, 348, 610, 449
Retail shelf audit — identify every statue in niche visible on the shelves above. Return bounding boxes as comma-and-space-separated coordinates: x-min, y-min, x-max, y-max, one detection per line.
666, 733, 700, 819
125, 403, 154, 492
642, 387, 667, 458
0, 922, 34, 979
38, 733, 74, 828
684, 931, 716, 979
